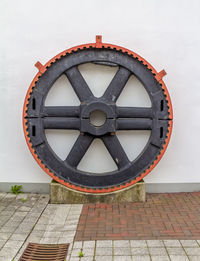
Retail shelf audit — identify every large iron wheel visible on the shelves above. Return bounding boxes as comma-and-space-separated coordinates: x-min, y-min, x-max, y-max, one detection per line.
23, 36, 173, 193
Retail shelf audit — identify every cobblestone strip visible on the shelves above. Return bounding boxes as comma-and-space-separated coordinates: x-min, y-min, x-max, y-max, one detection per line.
0, 193, 49, 261
67, 240, 200, 261
14, 203, 83, 261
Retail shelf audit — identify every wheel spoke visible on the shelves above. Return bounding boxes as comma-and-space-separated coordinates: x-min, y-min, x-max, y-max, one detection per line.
65, 134, 94, 167
64, 66, 94, 102
117, 118, 152, 130
43, 106, 80, 117
102, 67, 131, 102
117, 107, 153, 118
43, 117, 80, 129
101, 135, 130, 169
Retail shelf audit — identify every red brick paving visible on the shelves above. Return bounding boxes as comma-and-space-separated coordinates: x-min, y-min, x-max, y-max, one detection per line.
75, 192, 200, 241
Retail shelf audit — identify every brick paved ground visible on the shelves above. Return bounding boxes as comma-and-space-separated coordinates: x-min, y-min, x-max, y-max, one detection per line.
0, 193, 200, 261
75, 192, 200, 241
1, 192, 200, 260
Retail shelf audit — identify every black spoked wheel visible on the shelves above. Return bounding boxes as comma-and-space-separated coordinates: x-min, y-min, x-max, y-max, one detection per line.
23, 38, 172, 193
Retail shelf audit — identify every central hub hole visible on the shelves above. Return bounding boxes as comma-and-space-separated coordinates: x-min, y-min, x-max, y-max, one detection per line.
90, 110, 107, 127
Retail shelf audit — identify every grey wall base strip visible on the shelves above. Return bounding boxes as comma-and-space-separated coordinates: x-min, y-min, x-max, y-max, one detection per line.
0, 183, 50, 194
0, 182, 200, 194
146, 183, 200, 193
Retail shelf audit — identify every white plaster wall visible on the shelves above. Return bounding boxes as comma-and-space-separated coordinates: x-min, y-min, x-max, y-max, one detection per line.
0, 0, 200, 185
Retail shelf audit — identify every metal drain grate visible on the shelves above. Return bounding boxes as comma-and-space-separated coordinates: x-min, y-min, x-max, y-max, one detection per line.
19, 243, 69, 261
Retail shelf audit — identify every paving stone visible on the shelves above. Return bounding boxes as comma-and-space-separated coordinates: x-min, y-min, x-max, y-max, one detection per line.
95, 256, 112, 261
65, 220, 80, 225
96, 240, 112, 248
15, 241, 29, 255
18, 206, 32, 212
26, 235, 42, 243
1, 211, 14, 216
63, 231, 76, 237
166, 247, 185, 255
0, 247, 18, 258
46, 224, 64, 231
114, 240, 130, 248
40, 237, 59, 244
0, 207, 5, 212
31, 230, 45, 236
149, 247, 167, 256
37, 218, 50, 225
71, 204, 82, 208
71, 248, 83, 257
68, 243, 73, 252
34, 224, 48, 231
63, 224, 78, 231
12, 253, 22, 261
0, 226, 16, 233
58, 237, 74, 243
26, 212, 41, 218
180, 240, 199, 247
4, 221, 21, 227
0, 240, 6, 249
0, 232, 11, 240
81, 247, 94, 256
14, 212, 28, 217
163, 240, 181, 247
114, 247, 131, 256
69, 210, 82, 215
184, 247, 200, 255
78, 257, 92, 261
151, 257, 170, 261
4, 240, 24, 248
0, 193, 7, 200
69, 258, 80, 261
0, 216, 10, 224
95, 247, 113, 256
73, 241, 83, 249
0, 257, 15, 261
169, 256, 189, 261
130, 240, 147, 247
67, 214, 80, 220
5, 194, 17, 199
147, 240, 164, 247
10, 215, 25, 222
65, 255, 71, 261
16, 193, 31, 199
44, 231, 62, 238
83, 240, 95, 248
10, 233, 28, 241
15, 226, 34, 233
114, 256, 132, 261
5, 205, 19, 211
132, 256, 151, 261
189, 257, 200, 261
20, 221, 36, 227
131, 247, 149, 255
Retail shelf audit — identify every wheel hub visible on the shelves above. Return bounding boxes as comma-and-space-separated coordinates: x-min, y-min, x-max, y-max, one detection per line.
81, 100, 115, 136
89, 110, 107, 127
